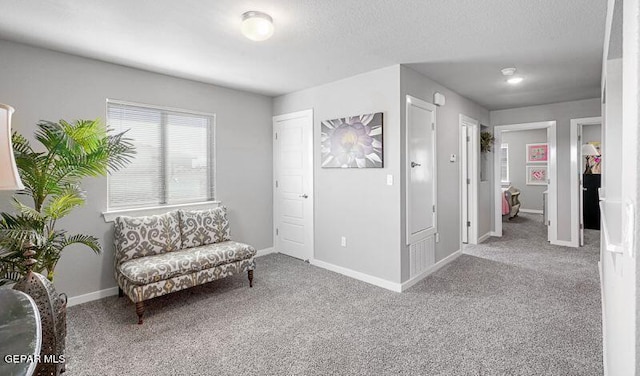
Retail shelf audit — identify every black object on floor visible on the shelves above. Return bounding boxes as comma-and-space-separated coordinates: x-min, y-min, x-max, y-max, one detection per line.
583, 174, 601, 230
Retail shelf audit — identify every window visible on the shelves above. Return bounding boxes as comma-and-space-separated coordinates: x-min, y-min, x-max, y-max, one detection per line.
500, 143, 509, 183
107, 100, 215, 210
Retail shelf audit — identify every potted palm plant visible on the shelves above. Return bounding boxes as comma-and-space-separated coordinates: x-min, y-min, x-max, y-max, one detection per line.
480, 131, 495, 153
0, 119, 134, 284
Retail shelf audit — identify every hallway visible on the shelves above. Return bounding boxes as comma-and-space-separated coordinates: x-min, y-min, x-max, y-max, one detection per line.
462, 212, 602, 373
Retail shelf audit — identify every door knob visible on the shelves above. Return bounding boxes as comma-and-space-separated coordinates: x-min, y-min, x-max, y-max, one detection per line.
299, 194, 308, 198
411, 161, 421, 168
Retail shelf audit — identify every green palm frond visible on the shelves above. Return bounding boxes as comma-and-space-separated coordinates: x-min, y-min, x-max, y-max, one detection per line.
43, 184, 85, 220
0, 262, 22, 286
56, 233, 101, 254
1, 118, 135, 281
11, 132, 34, 154
106, 128, 136, 172
60, 119, 99, 149
12, 199, 43, 222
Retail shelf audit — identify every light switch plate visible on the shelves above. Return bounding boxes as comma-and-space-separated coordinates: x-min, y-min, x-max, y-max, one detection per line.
386, 174, 393, 185
450, 154, 457, 162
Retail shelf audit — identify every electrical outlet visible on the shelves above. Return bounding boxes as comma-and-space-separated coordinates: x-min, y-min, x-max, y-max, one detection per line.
341, 236, 347, 247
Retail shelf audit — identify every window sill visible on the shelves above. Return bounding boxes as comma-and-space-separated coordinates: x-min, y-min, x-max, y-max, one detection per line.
102, 201, 221, 222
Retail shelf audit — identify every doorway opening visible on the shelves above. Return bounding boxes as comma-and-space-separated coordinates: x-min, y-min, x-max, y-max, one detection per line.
493, 121, 558, 244
570, 117, 602, 247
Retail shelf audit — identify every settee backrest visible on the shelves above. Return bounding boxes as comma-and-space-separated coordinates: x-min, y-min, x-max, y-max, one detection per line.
113, 207, 231, 264
113, 211, 182, 264
178, 206, 231, 249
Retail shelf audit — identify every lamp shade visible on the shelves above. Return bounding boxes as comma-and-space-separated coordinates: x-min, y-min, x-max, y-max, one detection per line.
0, 103, 25, 190
581, 143, 600, 156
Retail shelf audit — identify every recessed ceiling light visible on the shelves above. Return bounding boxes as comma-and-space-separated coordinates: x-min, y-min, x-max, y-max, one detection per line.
241, 11, 274, 41
507, 77, 524, 85
501, 67, 517, 76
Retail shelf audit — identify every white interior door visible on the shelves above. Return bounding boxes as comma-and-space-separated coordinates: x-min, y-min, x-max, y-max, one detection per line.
460, 115, 479, 244
461, 125, 469, 244
406, 96, 437, 244
273, 110, 314, 261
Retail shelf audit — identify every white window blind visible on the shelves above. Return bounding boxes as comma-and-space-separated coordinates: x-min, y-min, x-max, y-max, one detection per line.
500, 143, 509, 182
107, 101, 215, 209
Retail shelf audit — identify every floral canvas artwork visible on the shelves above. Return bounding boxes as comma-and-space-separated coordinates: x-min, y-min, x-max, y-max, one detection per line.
320, 112, 383, 168
526, 143, 548, 163
526, 165, 548, 185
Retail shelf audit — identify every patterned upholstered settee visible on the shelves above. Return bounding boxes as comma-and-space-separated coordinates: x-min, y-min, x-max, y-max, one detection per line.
113, 207, 256, 324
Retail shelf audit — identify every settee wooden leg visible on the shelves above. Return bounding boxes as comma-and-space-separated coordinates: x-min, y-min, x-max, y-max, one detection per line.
248, 270, 254, 287
135, 301, 145, 325
118, 288, 124, 298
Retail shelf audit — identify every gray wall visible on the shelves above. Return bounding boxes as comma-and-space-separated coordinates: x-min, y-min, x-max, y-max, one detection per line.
502, 129, 547, 211
0, 40, 273, 298
582, 123, 602, 144
490, 98, 601, 242
400, 66, 490, 281
273, 66, 402, 283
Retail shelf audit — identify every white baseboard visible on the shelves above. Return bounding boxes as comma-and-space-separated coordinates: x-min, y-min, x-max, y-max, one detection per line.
551, 239, 577, 247
67, 286, 119, 307
400, 249, 462, 291
489, 231, 501, 237
256, 247, 276, 257
309, 258, 402, 292
520, 209, 543, 214
478, 232, 492, 243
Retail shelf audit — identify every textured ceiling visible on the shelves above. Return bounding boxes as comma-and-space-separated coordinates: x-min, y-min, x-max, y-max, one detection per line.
0, 0, 606, 110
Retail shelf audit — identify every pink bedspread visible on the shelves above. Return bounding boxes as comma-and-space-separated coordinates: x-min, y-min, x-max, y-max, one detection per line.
502, 192, 510, 215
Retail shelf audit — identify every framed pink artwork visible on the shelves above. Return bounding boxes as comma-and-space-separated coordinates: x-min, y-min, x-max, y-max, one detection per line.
526, 166, 548, 185
526, 143, 548, 163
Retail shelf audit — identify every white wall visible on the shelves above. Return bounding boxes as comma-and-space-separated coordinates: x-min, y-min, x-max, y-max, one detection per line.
0, 40, 273, 299
273, 66, 403, 284
600, 56, 636, 375
400, 66, 490, 281
490, 98, 601, 242
502, 129, 547, 211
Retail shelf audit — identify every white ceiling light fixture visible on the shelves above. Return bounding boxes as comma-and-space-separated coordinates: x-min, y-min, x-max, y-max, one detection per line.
241, 11, 274, 41
501, 67, 517, 76
501, 67, 524, 85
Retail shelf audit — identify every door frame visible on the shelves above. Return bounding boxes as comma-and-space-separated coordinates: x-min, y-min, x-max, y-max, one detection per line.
493, 121, 558, 243
570, 116, 602, 247
405, 95, 437, 245
272, 109, 314, 261
459, 114, 480, 244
